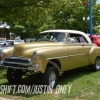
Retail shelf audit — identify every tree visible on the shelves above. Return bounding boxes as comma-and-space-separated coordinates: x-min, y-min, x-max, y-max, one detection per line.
0, 0, 100, 38
0, 0, 53, 38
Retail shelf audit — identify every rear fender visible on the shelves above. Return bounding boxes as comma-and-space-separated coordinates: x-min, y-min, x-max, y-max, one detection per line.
89, 47, 100, 65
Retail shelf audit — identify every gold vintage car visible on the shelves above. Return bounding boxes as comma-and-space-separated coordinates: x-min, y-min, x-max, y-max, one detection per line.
2, 30, 100, 88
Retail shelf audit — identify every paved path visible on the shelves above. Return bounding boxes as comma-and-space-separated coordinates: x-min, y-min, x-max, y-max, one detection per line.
0, 97, 12, 100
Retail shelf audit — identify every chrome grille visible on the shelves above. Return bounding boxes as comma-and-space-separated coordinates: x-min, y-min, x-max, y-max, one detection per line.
4, 57, 30, 64
3, 57, 32, 69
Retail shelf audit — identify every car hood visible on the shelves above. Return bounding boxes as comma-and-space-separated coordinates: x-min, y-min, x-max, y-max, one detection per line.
12, 42, 65, 56
15, 41, 64, 48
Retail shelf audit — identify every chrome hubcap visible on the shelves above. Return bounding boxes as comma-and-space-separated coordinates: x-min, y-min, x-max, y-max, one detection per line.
49, 71, 56, 87
96, 58, 100, 70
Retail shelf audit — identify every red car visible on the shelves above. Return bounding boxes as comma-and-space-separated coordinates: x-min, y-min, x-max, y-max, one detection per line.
90, 35, 100, 46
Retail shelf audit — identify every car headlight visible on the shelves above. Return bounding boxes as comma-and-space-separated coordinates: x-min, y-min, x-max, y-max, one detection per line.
0, 50, 4, 57
32, 51, 39, 60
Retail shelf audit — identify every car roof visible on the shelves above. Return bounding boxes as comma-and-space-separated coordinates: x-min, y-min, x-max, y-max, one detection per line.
40, 29, 92, 44
40, 29, 85, 34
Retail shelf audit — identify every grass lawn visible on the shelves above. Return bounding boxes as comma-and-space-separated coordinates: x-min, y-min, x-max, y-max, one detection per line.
0, 66, 100, 100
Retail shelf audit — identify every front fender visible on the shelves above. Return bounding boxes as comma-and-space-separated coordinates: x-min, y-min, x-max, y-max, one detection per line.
34, 47, 67, 73
23, 46, 66, 73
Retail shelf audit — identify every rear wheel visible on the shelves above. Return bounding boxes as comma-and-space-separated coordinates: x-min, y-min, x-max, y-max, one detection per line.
90, 57, 100, 71
7, 68, 22, 83
42, 66, 58, 88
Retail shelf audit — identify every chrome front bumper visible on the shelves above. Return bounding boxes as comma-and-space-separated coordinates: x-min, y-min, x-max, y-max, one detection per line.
3, 57, 39, 70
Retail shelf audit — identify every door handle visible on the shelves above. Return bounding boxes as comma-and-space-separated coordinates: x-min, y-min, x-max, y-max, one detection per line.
81, 44, 85, 46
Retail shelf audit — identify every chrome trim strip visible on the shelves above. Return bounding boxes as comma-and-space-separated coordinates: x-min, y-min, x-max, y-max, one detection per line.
3, 61, 32, 66
46, 53, 85, 60
4, 66, 28, 69
69, 53, 85, 57
5, 56, 31, 62
46, 56, 68, 60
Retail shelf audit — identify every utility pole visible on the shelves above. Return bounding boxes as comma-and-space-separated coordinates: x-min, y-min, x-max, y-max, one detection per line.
89, 0, 92, 35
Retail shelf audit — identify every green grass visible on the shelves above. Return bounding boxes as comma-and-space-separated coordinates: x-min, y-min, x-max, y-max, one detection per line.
0, 66, 100, 100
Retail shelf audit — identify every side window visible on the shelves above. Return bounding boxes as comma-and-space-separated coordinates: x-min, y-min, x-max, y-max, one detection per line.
78, 35, 88, 43
68, 33, 79, 43
68, 33, 88, 43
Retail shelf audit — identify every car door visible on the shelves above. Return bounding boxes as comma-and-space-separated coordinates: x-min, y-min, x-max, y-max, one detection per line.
67, 33, 89, 69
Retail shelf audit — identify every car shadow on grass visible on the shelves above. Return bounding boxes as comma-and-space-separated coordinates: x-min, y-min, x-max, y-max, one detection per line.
58, 66, 94, 85
0, 66, 97, 98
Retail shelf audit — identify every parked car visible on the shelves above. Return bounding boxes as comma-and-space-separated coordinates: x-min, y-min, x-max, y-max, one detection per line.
13, 40, 25, 45
0, 40, 4, 45
0, 40, 9, 46
25, 38, 36, 42
2, 30, 100, 88
90, 35, 100, 46
6, 39, 25, 45
6, 40, 14, 46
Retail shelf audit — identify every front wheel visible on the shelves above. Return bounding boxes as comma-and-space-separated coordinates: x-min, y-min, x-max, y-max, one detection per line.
7, 68, 22, 83
42, 66, 58, 88
90, 57, 100, 71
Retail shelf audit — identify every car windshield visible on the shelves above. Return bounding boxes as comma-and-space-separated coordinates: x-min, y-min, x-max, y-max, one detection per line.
36, 32, 66, 42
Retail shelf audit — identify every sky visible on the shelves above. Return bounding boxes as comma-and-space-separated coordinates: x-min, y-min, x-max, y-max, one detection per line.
97, 0, 100, 4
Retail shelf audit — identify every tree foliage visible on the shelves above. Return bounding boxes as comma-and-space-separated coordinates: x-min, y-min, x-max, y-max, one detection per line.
0, 0, 100, 38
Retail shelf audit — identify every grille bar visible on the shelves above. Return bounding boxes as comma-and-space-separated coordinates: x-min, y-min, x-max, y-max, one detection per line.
3, 56, 32, 67
3, 61, 32, 66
